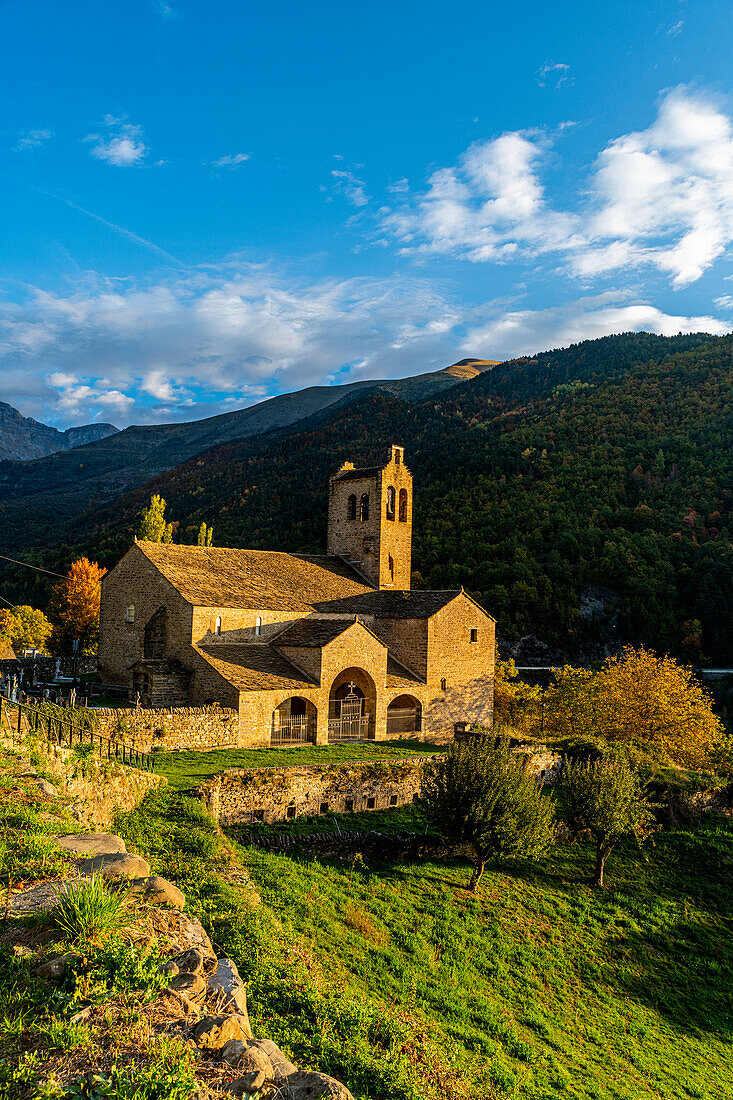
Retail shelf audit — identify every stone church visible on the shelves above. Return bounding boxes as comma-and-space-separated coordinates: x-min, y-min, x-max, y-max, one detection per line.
98, 446, 496, 746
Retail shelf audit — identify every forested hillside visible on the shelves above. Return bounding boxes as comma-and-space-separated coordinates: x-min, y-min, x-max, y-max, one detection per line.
4, 332, 732, 662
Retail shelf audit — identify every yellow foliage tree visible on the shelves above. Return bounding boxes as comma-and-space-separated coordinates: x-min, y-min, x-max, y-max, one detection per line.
545, 646, 723, 769
48, 558, 106, 656
0, 605, 52, 653
492, 660, 543, 737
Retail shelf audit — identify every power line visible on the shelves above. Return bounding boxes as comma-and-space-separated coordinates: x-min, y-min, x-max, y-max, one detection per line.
0, 553, 66, 579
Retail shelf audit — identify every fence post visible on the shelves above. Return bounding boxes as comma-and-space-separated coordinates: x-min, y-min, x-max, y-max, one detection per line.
17, 705, 22, 738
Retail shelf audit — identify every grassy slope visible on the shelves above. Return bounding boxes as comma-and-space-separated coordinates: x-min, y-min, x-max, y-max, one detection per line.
154, 739, 443, 789
116, 790, 733, 1100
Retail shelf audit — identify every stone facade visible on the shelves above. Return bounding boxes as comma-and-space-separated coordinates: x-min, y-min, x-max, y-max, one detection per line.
97, 445, 497, 749
196, 758, 429, 826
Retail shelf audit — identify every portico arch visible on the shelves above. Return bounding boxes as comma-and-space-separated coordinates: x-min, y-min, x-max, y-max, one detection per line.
328, 667, 376, 741
386, 694, 422, 736
272, 696, 317, 745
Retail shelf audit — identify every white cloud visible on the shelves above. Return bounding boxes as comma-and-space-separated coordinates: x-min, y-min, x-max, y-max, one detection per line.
15, 129, 53, 151
383, 87, 733, 288
331, 169, 370, 208
212, 152, 251, 169
462, 293, 730, 361
85, 116, 148, 166
537, 62, 573, 89
667, 19, 684, 37
0, 268, 727, 429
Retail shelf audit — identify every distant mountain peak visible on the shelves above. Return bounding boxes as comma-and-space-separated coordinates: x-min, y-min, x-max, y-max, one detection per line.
0, 401, 118, 462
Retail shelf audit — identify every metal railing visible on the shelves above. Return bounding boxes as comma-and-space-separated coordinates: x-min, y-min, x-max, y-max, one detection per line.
271, 716, 315, 745
0, 695, 156, 773
328, 714, 372, 742
386, 708, 421, 735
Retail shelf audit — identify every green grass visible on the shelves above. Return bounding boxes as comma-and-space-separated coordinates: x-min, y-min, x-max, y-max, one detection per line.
114, 787, 733, 1100
155, 738, 443, 789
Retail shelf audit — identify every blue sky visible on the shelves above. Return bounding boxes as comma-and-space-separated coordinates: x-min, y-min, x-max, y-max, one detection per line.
2, 0, 733, 427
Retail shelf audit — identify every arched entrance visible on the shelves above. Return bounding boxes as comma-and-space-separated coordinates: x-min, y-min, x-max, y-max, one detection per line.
271, 696, 317, 745
386, 694, 422, 736
328, 668, 376, 742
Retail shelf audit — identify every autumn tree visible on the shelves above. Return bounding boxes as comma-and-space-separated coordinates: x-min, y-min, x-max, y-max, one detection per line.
493, 660, 543, 737
197, 522, 214, 546
0, 605, 52, 652
137, 494, 173, 543
47, 558, 106, 655
422, 737, 555, 891
545, 646, 723, 769
561, 756, 655, 887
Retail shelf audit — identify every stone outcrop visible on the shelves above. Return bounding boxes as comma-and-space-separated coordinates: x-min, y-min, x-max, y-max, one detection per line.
77, 852, 151, 880
56, 833, 127, 856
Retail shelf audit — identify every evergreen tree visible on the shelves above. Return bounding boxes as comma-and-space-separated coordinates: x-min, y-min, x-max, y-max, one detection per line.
422, 737, 555, 891
137, 495, 173, 543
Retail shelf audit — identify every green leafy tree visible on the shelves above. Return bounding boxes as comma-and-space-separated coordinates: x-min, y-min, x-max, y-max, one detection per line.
561, 756, 656, 887
197, 522, 214, 546
137, 494, 173, 543
422, 737, 555, 891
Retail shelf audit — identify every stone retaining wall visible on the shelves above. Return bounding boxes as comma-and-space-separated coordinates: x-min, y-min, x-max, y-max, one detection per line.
195, 758, 431, 826
0, 727, 164, 829
91, 705, 239, 751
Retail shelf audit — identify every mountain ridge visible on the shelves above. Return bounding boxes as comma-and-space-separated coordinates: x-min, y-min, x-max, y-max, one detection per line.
0, 401, 118, 462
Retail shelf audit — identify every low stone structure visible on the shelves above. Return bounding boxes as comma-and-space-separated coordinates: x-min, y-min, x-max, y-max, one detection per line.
92, 705, 239, 752
196, 758, 430, 826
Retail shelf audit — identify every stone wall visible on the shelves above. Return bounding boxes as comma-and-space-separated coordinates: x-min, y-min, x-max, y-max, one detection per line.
92, 705, 240, 752
0, 655, 97, 682
195, 757, 431, 825
0, 727, 164, 829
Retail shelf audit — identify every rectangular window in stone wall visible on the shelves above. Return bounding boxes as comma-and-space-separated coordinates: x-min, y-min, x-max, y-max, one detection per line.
367, 797, 376, 809
345, 799, 354, 812
320, 802, 329, 814
470, 628, 478, 642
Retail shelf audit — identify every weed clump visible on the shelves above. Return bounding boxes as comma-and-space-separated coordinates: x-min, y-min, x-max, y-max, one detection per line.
51, 876, 128, 946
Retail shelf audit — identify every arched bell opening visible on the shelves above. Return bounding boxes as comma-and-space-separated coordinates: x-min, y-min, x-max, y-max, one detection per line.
328, 667, 376, 742
271, 696, 317, 745
386, 694, 422, 736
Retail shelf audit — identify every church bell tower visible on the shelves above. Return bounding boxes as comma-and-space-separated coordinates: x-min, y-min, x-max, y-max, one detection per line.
327, 444, 413, 590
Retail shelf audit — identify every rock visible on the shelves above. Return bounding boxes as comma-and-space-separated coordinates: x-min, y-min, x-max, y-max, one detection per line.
159, 960, 180, 978
220, 1041, 272, 1093
192, 1014, 252, 1052
9, 880, 69, 914
33, 778, 57, 798
69, 1005, 93, 1024
166, 912, 216, 963
208, 957, 249, 1016
125, 875, 185, 909
251, 1038, 298, 1082
35, 952, 81, 980
55, 833, 128, 856
169, 972, 207, 1000
77, 853, 151, 881
282, 1071, 355, 1099
171, 948, 204, 976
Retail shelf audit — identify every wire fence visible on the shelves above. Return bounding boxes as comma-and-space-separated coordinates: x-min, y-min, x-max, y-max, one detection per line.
0, 694, 156, 773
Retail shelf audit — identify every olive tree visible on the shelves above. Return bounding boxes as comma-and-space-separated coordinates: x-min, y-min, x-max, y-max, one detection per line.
422, 737, 555, 892
561, 755, 655, 887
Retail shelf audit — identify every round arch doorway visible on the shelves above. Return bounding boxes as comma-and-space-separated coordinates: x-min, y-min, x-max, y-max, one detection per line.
328, 667, 376, 742
386, 694, 422, 736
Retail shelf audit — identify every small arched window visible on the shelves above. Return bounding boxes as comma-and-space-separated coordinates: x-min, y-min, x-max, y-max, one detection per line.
124, 604, 135, 623
386, 485, 396, 521
398, 488, 408, 523
347, 494, 357, 521
214, 616, 222, 636
255, 617, 262, 636
360, 493, 370, 521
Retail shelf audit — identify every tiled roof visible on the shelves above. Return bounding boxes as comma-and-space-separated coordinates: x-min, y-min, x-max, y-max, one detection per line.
135, 542, 373, 610
274, 618, 359, 648
386, 655, 424, 689
194, 644, 315, 692
313, 589, 464, 619
0, 641, 17, 661
331, 466, 381, 482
